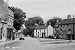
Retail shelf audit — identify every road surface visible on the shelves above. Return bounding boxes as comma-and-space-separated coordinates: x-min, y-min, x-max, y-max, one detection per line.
0, 37, 75, 50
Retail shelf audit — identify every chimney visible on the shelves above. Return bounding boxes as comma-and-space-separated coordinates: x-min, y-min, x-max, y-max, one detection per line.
67, 15, 71, 19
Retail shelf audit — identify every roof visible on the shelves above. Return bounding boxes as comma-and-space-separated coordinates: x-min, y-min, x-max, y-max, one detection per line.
34, 25, 47, 30
53, 23, 59, 28
59, 18, 75, 25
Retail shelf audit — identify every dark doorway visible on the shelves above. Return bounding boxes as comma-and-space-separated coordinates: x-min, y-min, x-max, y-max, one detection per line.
42, 33, 45, 38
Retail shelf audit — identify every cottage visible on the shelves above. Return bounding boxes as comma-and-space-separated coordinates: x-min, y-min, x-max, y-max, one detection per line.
34, 24, 53, 38
34, 25, 46, 37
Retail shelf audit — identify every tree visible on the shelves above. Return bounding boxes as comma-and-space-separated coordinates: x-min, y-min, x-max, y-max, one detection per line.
23, 29, 29, 36
8, 6, 26, 30
47, 17, 62, 27
25, 16, 44, 36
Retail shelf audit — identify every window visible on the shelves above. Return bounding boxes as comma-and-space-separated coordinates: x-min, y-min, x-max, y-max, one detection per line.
68, 29, 71, 31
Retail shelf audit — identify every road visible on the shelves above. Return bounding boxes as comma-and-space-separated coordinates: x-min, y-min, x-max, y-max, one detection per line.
0, 37, 75, 50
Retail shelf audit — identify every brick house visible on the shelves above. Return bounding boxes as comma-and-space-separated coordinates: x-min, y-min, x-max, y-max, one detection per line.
55, 18, 75, 40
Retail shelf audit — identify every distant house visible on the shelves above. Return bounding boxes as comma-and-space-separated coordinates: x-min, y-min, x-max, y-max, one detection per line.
34, 25, 46, 38
46, 24, 54, 37
56, 17, 75, 40
34, 24, 53, 38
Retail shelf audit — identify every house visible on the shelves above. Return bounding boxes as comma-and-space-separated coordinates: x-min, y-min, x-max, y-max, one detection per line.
46, 24, 54, 37
0, 0, 15, 41
6, 9, 14, 40
56, 16, 75, 40
34, 24, 54, 38
34, 25, 46, 38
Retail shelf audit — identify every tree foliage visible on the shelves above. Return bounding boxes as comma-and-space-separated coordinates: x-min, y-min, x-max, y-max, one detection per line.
47, 17, 62, 27
8, 6, 26, 30
25, 16, 44, 36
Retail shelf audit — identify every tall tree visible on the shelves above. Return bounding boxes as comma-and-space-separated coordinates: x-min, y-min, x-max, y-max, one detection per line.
8, 6, 26, 30
47, 17, 62, 27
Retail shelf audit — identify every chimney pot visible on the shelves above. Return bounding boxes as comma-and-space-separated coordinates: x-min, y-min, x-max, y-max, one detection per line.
67, 15, 71, 19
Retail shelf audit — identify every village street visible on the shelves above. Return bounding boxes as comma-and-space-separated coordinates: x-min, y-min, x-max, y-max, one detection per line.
0, 37, 75, 50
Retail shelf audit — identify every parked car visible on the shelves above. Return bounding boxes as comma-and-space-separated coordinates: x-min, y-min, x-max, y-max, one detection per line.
19, 37, 24, 40
48, 35, 54, 39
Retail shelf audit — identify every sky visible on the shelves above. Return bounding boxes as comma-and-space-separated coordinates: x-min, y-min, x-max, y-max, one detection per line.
5, 0, 75, 22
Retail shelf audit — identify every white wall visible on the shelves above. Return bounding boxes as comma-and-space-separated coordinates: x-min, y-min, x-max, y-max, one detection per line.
2, 24, 7, 41
34, 29, 43, 37
41, 29, 44, 33
45, 28, 48, 37
37, 30, 40, 37
34, 30, 36, 37
47, 25, 53, 36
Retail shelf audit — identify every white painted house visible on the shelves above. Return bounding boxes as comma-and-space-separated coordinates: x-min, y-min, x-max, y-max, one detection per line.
34, 24, 53, 38
45, 25, 54, 37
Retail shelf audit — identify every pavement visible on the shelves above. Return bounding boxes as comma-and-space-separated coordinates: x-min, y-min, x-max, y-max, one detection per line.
39, 38, 75, 44
0, 37, 75, 50
0, 37, 75, 45
0, 38, 19, 47
0, 37, 75, 46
